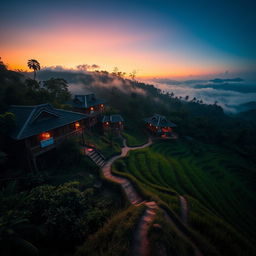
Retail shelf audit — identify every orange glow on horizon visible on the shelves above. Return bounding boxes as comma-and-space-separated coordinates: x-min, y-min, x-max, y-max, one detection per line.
1, 23, 229, 78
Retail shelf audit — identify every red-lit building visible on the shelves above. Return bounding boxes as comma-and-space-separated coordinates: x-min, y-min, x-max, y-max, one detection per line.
72, 93, 106, 128
144, 114, 177, 137
101, 114, 124, 135
8, 103, 88, 171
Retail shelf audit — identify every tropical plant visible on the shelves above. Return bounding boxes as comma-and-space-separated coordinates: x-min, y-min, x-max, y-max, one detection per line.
27, 59, 40, 80
0, 211, 39, 256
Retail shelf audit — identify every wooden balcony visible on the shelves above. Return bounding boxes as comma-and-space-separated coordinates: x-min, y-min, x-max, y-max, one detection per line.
29, 128, 84, 156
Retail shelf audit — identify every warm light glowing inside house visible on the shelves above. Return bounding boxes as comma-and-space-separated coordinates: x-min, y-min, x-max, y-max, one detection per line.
75, 122, 80, 129
162, 127, 172, 132
100, 104, 104, 108
41, 132, 51, 140
90, 107, 94, 111
106, 122, 109, 125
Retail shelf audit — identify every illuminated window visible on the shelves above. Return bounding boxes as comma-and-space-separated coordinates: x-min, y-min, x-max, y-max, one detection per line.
75, 122, 80, 129
106, 122, 109, 125
41, 132, 51, 140
90, 107, 94, 111
100, 104, 104, 108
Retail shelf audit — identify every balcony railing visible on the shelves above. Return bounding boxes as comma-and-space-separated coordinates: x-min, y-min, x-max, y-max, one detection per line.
29, 128, 83, 156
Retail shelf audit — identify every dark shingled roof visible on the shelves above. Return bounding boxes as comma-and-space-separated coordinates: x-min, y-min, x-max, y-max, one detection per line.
9, 103, 88, 140
144, 114, 177, 128
73, 93, 106, 108
102, 114, 124, 123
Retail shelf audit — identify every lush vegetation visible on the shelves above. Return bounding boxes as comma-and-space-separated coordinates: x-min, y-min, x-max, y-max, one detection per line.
38, 67, 256, 159
0, 139, 126, 256
76, 205, 146, 256
113, 139, 256, 255
148, 209, 195, 256
83, 130, 123, 159
1, 59, 256, 255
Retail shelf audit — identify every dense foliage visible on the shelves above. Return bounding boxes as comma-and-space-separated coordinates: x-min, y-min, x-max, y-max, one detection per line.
0, 61, 255, 255
37, 68, 256, 160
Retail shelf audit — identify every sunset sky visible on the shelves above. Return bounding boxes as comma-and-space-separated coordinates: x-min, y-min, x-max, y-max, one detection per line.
1, 0, 255, 78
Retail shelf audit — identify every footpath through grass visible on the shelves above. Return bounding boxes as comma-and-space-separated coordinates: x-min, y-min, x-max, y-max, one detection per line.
75, 205, 146, 256
113, 138, 256, 256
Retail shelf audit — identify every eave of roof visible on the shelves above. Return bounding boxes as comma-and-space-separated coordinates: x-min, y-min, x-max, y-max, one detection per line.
9, 104, 88, 140
73, 98, 106, 108
144, 114, 177, 127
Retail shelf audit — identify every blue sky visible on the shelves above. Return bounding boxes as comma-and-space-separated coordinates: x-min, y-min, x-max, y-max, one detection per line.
1, 0, 255, 78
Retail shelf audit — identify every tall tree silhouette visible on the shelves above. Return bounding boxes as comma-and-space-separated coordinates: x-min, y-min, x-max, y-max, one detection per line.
27, 59, 40, 80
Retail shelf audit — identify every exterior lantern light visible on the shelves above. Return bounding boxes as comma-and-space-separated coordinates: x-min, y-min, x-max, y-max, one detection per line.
106, 122, 109, 125
41, 132, 51, 140
100, 104, 104, 108
90, 107, 94, 111
75, 122, 80, 129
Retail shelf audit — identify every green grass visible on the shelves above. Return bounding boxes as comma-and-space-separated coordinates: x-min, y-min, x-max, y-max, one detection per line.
75, 205, 146, 256
113, 138, 256, 256
122, 131, 147, 147
148, 209, 196, 256
122, 119, 148, 147
83, 131, 123, 159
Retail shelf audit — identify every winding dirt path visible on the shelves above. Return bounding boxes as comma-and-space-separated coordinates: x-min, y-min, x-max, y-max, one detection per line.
101, 138, 203, 256
179, 195, 188, 225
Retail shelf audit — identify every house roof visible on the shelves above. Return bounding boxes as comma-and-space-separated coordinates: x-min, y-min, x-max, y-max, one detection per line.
144, 114, 177, 128
102, 114, 124, 123
9, 103, 88, 140
73, 94, 106, 108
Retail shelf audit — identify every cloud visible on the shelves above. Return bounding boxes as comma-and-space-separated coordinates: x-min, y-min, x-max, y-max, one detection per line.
42, 64, 101, 73
37, 68, 146, 97
145, 80, 256, 113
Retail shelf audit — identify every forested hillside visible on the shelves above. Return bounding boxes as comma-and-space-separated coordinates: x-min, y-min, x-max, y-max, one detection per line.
0, 61, 256, 256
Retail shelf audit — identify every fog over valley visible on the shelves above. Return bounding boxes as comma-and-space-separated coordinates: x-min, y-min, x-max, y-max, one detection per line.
146, 78, 256, 113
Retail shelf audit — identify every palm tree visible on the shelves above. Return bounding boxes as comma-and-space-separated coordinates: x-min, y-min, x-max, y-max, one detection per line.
27, 59, 40, 80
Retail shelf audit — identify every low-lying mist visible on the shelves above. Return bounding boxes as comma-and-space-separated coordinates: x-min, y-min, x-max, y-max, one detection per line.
36, 67, 256, 113
146, 79, 256, 113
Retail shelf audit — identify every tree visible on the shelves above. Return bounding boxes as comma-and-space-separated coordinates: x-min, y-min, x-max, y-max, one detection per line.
27, 59, 40, 80
129, 70, 137, 81
185, 95, 189, 101
0, 57, 7, 71
0, 112, 16, 135
43, 78, 71, 104
25, 79, 40, 91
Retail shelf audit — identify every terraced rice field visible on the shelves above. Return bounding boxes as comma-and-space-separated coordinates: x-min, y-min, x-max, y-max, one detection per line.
114, 138, 256, 256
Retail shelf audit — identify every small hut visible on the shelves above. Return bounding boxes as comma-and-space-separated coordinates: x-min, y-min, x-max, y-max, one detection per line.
102, 114, 124, 135
8, 103, 87, 171
144, 114, 176, 137
72, 93, 106, 127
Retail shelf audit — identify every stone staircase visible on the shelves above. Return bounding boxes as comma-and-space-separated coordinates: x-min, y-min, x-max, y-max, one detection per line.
87, 149, 106, 167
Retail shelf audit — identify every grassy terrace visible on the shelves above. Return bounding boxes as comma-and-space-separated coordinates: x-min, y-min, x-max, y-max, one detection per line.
83, 131, 123, 159
75, 205, 146, 256
113, 138, 256, 256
